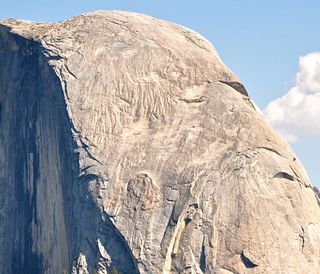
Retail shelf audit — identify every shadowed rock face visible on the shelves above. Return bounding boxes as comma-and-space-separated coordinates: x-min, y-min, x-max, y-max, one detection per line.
1, 10, 320, 274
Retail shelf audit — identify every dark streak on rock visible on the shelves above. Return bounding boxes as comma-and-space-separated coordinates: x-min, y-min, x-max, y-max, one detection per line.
200, 238, 206, 272
299, 226, 305, 253
0, 27, 45, 274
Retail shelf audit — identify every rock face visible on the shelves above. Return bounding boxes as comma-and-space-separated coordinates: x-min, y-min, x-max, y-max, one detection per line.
1, 10, 320, 274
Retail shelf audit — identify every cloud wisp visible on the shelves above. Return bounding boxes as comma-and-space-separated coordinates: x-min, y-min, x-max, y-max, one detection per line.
264, 52, 320, 142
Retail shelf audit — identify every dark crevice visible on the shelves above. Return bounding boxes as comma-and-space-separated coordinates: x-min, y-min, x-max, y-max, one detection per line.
240, 251, 258, 268
312, 186, 320, 207
299, 226, 305, 253
219, 81, 249, 96
79, 137, 103, 165
274, 172, 295, 181
200, 238, 206, 272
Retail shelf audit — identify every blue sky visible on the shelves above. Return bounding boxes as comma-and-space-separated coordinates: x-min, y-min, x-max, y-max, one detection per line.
1, 0, 319, 186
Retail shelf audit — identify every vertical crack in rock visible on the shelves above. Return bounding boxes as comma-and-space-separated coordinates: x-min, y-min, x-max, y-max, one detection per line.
199, 237, 206, 272
299, 226, 305, 254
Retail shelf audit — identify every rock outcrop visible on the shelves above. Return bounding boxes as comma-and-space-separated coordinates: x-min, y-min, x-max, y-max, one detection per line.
1, 10, 320, 274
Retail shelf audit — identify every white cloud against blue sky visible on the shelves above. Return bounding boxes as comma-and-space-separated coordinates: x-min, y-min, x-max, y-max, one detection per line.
264, 52, 320, 142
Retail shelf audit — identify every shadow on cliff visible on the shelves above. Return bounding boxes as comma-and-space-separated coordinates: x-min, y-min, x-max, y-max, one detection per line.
0, 24, 139, 274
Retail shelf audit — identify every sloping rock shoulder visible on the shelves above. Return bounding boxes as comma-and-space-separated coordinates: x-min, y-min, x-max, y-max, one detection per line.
1, 10, 320, 274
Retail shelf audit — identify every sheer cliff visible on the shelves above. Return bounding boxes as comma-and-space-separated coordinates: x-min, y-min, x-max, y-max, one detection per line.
1, 10, 320, 274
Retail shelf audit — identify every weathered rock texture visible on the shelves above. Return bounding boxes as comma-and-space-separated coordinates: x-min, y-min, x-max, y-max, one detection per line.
1, 10, 320, 274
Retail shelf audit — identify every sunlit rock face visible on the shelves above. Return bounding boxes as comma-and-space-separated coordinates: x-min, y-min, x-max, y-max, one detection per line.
1, 11, 320, 274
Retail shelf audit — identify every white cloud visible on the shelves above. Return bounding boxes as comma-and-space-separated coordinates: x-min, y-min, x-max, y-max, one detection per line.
264, 52, 320, 142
